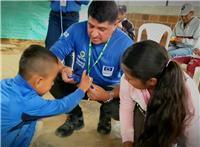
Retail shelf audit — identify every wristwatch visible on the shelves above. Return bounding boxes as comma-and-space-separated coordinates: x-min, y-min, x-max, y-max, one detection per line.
104, 91, 115, 103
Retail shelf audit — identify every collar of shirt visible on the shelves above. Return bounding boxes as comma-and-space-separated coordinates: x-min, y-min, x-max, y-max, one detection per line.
14, 74, 36, 95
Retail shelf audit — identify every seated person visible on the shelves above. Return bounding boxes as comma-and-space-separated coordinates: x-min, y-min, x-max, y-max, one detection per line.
168, 3, 200, 57
1, 45, 92, 147
117, 5, 135, 41
121, 19, 135, 41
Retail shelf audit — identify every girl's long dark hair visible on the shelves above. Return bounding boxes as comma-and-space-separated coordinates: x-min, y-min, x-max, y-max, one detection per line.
122, 40, 189, 147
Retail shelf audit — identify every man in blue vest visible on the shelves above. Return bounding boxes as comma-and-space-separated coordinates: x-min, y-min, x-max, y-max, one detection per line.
50, 0, 133, 137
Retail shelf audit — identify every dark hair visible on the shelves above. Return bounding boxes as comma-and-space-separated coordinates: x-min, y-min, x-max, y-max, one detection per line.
19, 45, 58, 80
122, 19, 135, 40
122, 40, 189, 147
118, 5, 127, 14
88, 0, 118, 23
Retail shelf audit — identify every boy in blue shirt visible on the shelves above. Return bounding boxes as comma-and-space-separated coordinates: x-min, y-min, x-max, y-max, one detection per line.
1, 45, 92, 147
50, 0, 133, 137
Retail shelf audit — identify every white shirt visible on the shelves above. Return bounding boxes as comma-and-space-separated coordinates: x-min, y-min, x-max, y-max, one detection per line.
172, 17, 200, 48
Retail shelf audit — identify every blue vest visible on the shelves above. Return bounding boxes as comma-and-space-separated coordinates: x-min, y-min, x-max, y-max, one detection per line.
50, 21, 133, 86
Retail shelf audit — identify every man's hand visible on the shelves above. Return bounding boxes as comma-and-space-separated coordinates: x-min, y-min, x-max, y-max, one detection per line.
170, 37, 182, 44
174, 37, 183, 43
193, 48, 200, 56
87, 84, 110, 101
61, 66, 76, 83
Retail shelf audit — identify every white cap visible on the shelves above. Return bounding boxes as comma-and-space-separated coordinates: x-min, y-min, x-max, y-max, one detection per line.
180, 3, 194, 16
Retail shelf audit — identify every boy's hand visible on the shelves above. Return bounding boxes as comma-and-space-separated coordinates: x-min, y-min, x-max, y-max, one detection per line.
79, 70, 93, 93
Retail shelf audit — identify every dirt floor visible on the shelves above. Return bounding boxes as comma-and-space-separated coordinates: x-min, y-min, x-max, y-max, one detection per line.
0, 39, 122, 147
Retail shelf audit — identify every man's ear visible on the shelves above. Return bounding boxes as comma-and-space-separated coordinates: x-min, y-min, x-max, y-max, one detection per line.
146, 77, 157, 88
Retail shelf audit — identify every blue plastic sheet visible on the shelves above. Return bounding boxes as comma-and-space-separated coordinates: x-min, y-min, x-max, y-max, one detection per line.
1, 1, 50, 40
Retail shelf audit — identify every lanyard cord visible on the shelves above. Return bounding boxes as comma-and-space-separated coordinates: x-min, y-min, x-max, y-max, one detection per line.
60, 6, 64, 35
87, 39, 110, 75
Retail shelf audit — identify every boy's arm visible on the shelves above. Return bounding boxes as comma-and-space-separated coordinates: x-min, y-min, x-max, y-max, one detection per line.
23, 70, 92, 120
23, 88, 85, 120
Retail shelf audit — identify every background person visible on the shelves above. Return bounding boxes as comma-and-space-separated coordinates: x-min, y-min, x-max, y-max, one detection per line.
117, 5, 135, 41
168, 3, 200, 57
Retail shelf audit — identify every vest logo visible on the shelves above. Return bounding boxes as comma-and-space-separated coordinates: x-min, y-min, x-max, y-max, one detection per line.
80, 51, 85, 58
63, 31, 69, 38
76, 50, 86, 68
102, 66, 114, 77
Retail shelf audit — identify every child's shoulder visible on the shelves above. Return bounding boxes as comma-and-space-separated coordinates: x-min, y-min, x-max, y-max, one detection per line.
0, 78, 13, 89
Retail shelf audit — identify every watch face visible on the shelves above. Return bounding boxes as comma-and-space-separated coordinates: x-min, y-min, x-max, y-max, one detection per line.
109, 91, 115, 98
104, 91, 114, 103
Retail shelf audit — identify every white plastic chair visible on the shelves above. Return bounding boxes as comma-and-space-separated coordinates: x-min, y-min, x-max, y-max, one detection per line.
137, 23, 172, 49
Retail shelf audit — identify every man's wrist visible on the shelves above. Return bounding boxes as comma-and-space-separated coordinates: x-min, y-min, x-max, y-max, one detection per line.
104, 91, 114, 103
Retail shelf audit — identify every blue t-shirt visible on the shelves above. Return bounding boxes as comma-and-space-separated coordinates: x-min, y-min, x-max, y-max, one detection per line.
1, 74, 85, 147
51, 0, 90, 13
50, 21, 133, 87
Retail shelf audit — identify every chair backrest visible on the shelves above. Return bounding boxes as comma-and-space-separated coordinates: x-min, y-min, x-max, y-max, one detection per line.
137, 23, 172, 49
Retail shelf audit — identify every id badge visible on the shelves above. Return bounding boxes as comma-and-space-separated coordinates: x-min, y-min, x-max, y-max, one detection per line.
60, 0, 67, 7
102, 66, 114, 77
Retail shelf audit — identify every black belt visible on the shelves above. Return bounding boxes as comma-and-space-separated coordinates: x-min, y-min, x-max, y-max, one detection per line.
51, 10, 79, 17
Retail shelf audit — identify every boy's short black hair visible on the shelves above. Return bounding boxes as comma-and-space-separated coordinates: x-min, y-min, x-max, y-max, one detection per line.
19, 45, 58, 80
88, 0, 118, 24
